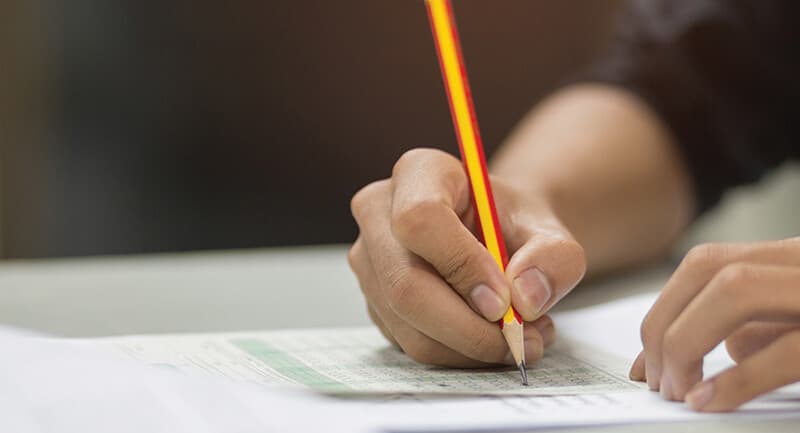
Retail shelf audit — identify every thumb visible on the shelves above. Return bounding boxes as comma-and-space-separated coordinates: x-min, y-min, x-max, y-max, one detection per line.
505, 219, 586, 321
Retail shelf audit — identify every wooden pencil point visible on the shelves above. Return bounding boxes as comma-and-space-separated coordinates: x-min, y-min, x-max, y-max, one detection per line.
501, 315, 526, 383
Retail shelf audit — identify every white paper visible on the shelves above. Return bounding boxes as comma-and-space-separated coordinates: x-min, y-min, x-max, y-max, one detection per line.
364, 389, 800, 432
555, 292, 748, 377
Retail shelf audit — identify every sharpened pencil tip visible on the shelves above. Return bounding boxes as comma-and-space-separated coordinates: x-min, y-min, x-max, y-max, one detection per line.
519, 362, 528, 386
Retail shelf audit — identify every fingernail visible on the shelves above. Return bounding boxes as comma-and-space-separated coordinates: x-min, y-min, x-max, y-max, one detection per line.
629, 353, 645, 381
660, 372, 673, 400
629, 368, 643, 381
513, 268, 552, 318
470, 284, 506, 320
686, 381, 714, 411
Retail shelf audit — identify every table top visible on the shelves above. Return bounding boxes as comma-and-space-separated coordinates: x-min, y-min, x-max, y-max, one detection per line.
0, 245, 370, 337
0, 245, 796, 432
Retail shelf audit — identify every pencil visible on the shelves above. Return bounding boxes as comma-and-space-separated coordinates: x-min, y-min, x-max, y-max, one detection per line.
424, 0, 527, 385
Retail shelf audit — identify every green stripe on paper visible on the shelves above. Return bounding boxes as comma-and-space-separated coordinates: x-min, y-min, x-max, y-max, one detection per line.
231, 338, 350, 392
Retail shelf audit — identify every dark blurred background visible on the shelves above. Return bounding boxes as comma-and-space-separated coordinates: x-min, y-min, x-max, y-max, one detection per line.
1, 1, 623, 258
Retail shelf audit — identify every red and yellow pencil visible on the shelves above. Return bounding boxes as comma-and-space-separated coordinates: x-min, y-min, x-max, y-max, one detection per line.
424, 0, 527, 385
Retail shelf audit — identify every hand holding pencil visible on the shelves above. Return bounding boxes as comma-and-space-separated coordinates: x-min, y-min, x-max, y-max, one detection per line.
350, 149, 563, 368
349, 149, 586, 371
348, 0, 586, 373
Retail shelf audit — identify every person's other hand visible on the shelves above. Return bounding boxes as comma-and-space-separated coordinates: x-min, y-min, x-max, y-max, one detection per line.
631, 238, 800, 411
348, 148, 586, 367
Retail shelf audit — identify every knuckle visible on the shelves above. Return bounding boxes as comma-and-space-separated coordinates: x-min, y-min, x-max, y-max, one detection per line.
346, 241, 361, 272
393, 149, 425, 175
713, 263, 754, 289
640, 313, 659, 347
391, 198, 446, 242
661, 327, 683, 362
384, 268, 422, 319
441, 249, 479, 290
710, 264, 756, 316
682, 243, 726, 270
350, 180, 387, 221
349, 187, 370, 220
392, 148, 449, 177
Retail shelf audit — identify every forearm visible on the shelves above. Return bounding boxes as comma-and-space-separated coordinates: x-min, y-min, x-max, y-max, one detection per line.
491, 84, 695, 275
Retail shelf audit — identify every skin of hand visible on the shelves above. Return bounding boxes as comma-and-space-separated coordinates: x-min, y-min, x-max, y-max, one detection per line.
349, 84, 694, 368
349, 148, 585, 367
630, 238, 800, 412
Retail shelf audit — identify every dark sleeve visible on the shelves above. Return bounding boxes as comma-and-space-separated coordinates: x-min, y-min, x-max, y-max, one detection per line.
581, 0, 799, 214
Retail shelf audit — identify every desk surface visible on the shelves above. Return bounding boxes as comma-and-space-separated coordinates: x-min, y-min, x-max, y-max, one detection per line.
0, 245, 796, 432
0, 245, 370, 337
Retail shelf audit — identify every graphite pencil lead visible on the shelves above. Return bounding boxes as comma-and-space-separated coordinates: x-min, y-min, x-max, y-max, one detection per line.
519, 362, 528, 386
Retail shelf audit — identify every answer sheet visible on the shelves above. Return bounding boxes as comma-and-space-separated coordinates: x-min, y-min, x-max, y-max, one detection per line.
96, 328, 642, 396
